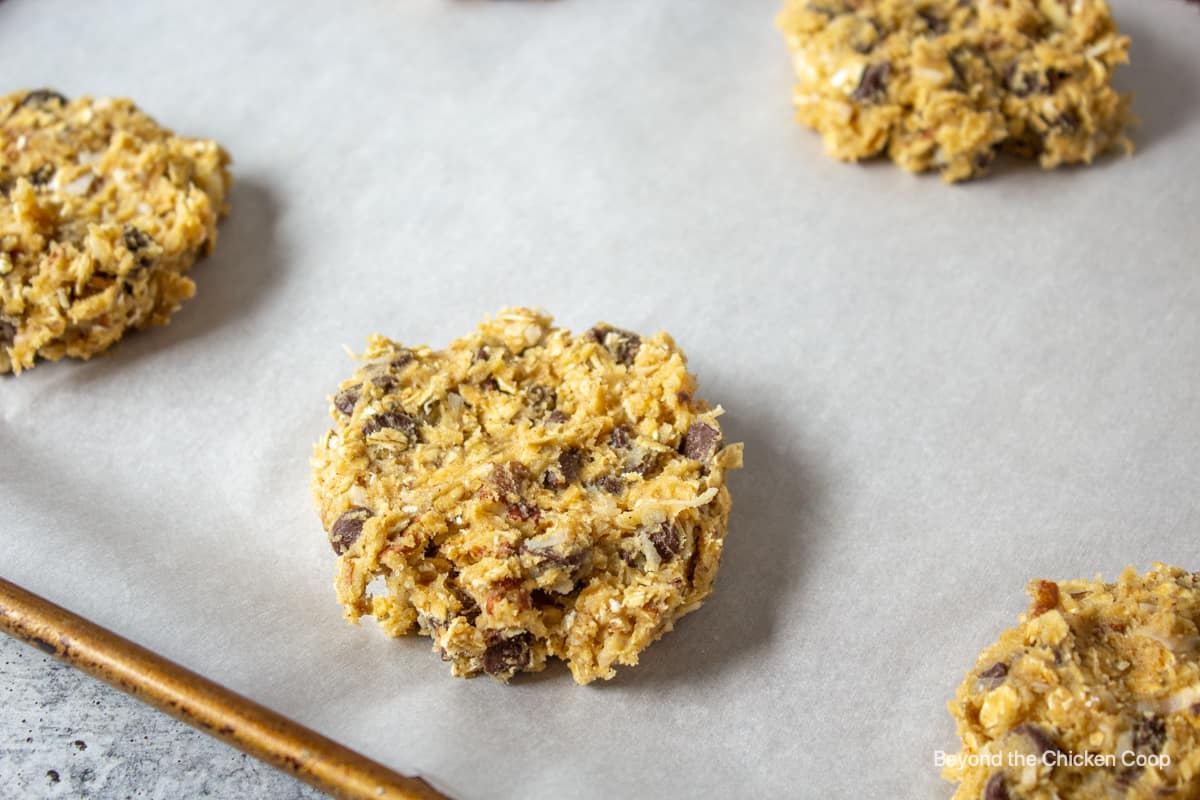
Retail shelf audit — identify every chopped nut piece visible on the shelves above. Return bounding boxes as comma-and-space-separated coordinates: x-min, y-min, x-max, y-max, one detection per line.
329, 507, 372, 555
1030, 579, 1060, 617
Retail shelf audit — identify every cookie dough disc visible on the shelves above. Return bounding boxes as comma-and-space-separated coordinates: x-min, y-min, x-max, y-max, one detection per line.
776, 0, 1133, 182
0, 90, 231, 374
311, 308, 743, 684
945, 564, 1200, 799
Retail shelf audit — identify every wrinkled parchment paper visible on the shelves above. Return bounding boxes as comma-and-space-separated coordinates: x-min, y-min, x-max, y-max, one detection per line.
2, 1, 1199, 796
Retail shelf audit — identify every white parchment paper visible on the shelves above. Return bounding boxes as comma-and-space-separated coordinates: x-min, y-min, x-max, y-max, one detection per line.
2, 1, 1199, 796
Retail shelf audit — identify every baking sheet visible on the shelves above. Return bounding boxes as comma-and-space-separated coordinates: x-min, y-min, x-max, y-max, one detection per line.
2, 0, 1199, 796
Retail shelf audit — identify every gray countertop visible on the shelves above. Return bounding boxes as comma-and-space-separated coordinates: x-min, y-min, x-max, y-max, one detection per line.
0, 635, 324, 799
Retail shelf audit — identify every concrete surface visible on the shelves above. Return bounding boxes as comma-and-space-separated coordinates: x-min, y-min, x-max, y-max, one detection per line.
0, 634, 325, 799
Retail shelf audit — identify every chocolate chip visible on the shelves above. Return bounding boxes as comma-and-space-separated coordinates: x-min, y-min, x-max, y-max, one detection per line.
362, 411, 420, 440
541, 447, 584, 491
917, 7, 946, 34
648, 522, 682, 562
1191, 703, 1200, 717
1030, 580, 1059, 617
122, 225, 153, 252
361, 354, 412, 395
329, 507, 372, 555
593, 475, 624, 495
522, 537, 588, 574
529, 589, 559, 608
852, 62, 891, 103
372, 374, 399, 392
982, 774, 1008, 800
29, 164, 54, 186
546, 410, 568, 424
1011, 723, 1058, 756
491, 461, 531, 498
587, 325, 641, 366
979, 662, 1008, 679
557, 448, 583, 483
609, 425, 633, 449
482, 633, 531, 676
1005, 62, 1045, 98
681, 421, 721, 461
448, 581, 480, 622
46, 770, 60, 785
0, 318, 15, 347
1134, 715, 1166, 754
1044, 68, 1070, 95
977, 662, 1008, 689
334, 386, 360, 415
1053, 109, 1080, 134
20, 89, 67, 108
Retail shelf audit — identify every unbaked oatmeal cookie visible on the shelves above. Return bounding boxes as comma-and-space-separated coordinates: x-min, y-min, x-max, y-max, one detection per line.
945, 564, 1200, 799
0, 89, 231, 374
776, 0, 1133, 182
311, 308, 743, 684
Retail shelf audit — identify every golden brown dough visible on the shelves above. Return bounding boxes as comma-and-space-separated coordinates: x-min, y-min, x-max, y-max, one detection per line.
777, 0, 1133, 182
0, 89, 231, 374
945, 564, 1200, 799
311, 308, 743, 684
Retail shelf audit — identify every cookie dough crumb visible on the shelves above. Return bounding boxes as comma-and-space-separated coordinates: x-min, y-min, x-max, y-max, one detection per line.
0, 89, 232, 374
311, 308, 743, 684
776, 0, 1134, 182
945, 564, 1200, 799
